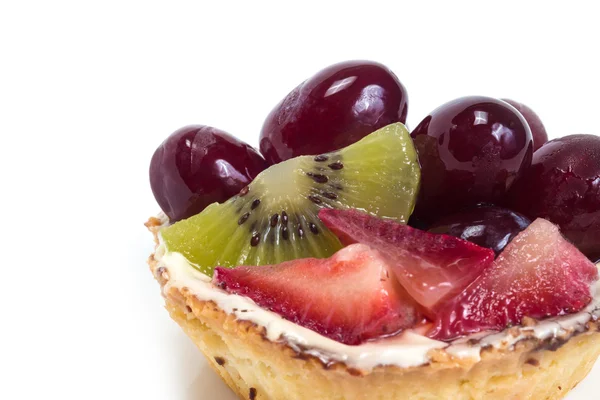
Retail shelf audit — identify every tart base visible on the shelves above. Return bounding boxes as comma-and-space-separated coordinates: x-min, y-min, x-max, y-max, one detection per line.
164, 289, 600, 400
147, 218, 600, 400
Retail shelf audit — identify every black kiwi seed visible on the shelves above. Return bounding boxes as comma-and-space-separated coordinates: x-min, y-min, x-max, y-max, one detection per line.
238, 212, 250, 225
270, 213, 279, 227
328, 161, 343, 170
309, 222, 319, 234
281, 225, 289, 240
314, 155, 329, 162
308, 195, 322, 204
298, 224, 305, 238
322, 191, 338, 200
239, 186, 249, 196
251, 199, 261, 209
306, 172, 328, 183
329, 183, 343, 191
250, 232, 261, 246
281, 211, 288, 224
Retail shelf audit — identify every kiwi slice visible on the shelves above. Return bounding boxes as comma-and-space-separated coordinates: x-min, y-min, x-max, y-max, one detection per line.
161, 122, 420, 275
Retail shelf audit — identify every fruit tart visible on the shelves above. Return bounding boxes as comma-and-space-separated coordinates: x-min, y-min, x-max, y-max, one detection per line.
146, 60, 600, 399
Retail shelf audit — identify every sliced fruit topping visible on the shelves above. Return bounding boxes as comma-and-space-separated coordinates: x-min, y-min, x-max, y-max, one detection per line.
410, 96, 533, 223
319, 209, 495, 314
260, 60, 408, 164
430, 218, 598, 341
508, 134, 600, 261
213, 243, 419, 345
150, 125, 268, 222
428, 205, 532, 256
162, 123, 420, 276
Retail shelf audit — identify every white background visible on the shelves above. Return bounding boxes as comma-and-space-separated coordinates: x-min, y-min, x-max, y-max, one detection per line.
1, 1, 599, 399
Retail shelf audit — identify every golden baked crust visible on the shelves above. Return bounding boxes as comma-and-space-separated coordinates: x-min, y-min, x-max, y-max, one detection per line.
146, 218, 600, 400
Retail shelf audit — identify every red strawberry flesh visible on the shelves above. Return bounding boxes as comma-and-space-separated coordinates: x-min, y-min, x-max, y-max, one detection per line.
319, 208, 495, 314
213, 244, 419, 345
430, 218, 598, 341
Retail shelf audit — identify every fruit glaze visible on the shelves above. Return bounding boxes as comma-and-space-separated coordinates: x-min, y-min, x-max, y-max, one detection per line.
154, 226, 600, 371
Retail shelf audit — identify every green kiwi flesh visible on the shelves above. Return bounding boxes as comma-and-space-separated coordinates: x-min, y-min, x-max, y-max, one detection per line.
161, 122, 420, 276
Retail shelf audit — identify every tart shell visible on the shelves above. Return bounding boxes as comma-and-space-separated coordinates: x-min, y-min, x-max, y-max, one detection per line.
146, 218, 600, 400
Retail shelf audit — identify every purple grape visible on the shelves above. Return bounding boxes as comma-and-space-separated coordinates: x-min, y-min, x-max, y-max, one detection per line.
411, 96, 533, 222
509, 134, 600, 260
428, 206, 532, 256
150, 125, 268, 222
260, 60, 408, 164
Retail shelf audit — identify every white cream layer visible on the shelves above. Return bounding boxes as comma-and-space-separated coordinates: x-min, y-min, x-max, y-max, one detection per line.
156, 244, 600, 371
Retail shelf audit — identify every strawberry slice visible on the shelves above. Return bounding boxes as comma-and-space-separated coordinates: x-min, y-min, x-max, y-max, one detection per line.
319, 208, 495, 315
213, 244, 419, 345
430, 218, 599, 340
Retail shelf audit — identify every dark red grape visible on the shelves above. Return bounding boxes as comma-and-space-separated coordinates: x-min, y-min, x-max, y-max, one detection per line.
428, 206, 531, 256
410, 96, 533, 223
259, 60, 408, 164
150, 125, 268, 222
509, 134, 600, 260
502, 99, 548, 151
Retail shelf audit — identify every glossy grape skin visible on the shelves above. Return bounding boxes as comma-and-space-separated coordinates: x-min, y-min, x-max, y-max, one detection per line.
260, 60, 408, 164
410, 96, 533, 223
428, 206, 531, 256
509, 134, 600, 260
150, 125, 268, 222
502, 99, 548, 151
